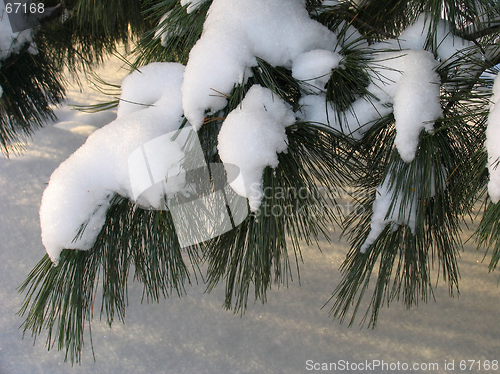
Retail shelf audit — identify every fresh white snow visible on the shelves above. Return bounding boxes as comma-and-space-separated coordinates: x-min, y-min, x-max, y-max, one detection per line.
296, 17, 444, 156
397, 14, 475, 63
297, 47, 442, 149
0, 41, 499, 374
391, 49, 442, 162
360, 175, 417, 254
292, 49, 343, 94
181, 0, 337, 129
218, 85, 294, 211
486, 73, 500, 203
40, 63, 186, 263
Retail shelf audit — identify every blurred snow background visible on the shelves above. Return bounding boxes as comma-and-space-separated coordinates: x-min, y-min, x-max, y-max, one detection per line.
0, 53, 499, 374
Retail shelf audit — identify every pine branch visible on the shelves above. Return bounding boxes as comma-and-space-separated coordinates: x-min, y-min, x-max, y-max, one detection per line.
475, 202, 500, 272
0, 47, 65, 155
16, 0, 500, 359
203, 121, 359, 312
18, 195, 199, 364
134, 0, 209, 66
326, 62, 489, 322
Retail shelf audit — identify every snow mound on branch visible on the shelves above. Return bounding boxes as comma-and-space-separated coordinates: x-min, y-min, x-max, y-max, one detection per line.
117, 62, 184, 118
486, 74, 500, 203
391, 50, 442, 162
40, 63, 186, 263
360, 176, 417, 254
182, 0, 337, 129
369, 48, 442, 161
360, 166, 446, 253
292, 49, 343, 93
352, 48, 442, 163
397, 14, 475, 63
298, 49, 441, 151
180, 0, 209, 14
298, 92, 393, 138
218, 85, 295, 211
296, 16, 458, 160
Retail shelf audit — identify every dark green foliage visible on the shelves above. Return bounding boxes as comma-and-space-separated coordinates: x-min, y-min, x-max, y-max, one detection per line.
251, 58, 302, 111
328, 30, 493, 324
475, 202, 500, 272
18, 195, 198, 363
14, 0, 500, 364
204, 122, 357, 312
332, 123, 469, 326
0, 47, 65, 154
134, 0, 210, 65
325, 52, 371, 111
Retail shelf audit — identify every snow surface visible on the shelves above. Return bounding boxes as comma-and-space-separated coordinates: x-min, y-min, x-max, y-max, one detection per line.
218, 85, 294, 211
486, 73, 500, 203
181, 0, 337, 129
117, 62, 184, 118
40, 62, 186, 262
1, 45, 500, 374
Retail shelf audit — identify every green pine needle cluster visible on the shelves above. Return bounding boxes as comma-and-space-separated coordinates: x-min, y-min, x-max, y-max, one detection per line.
18, 195, 198, 363
10, 0, 500, 363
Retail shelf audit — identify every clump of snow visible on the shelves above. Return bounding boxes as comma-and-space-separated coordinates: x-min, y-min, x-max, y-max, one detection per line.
182, 0, 337, 129
292, 49, 343, 93
360, 165, 446, 253
180, 0, 209, 14
359, 48, 442, 163
40, 63, 186, 263
117, 62, 184, 118
360, 175, 417, 253
153, 12, 171, 47
486, 73, 500, 203
297, 19, 442, 161
0, 2, 38, 61
218, 85, 295, 211
298, 49, 441, 150
128, 135, 187, 209
298, 92, 393, 138
397, 14, 475, 63
391, 50, 442, 162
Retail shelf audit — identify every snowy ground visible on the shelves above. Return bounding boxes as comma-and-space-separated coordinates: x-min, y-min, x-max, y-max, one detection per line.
1, 55, 499, 374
